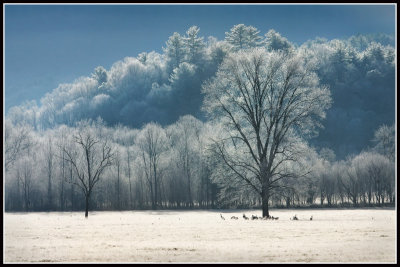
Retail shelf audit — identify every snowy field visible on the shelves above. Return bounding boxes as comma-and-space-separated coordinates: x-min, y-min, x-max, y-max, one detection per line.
4, 208, 396, 263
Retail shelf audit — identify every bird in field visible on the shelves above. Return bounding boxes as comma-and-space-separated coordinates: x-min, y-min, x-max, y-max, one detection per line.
251, 215, 258, 220
220, 214, 225, 220
310, 215, 313, 221
231, 216, 238, 220
243, 214, 249, 220
292, 214, 298, 220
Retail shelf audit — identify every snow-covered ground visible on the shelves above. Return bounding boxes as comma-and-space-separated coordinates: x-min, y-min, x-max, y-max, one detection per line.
4, 208, 396, 263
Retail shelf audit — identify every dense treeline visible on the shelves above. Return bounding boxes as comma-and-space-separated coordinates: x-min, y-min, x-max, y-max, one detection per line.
4, 116, 395, 212
4, 24, 395, 214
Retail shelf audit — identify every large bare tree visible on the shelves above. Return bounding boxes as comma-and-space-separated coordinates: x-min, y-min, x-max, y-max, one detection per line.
202, 48, 331, 217
63, 123, 114, 217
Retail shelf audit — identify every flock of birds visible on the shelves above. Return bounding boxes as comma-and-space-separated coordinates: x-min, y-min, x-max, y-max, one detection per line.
220, 213, 313, 221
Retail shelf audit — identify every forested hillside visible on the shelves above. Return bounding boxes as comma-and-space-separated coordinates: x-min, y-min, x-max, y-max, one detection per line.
6, 26, 395, 159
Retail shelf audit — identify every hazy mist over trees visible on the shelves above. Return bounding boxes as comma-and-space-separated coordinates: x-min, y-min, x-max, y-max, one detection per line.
5, 24, 395, 215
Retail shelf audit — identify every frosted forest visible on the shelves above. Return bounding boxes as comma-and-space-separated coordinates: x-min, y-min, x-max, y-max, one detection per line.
4, 24, 396, 218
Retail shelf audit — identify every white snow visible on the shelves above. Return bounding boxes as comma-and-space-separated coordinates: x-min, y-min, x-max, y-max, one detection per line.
4, 208, 396, 263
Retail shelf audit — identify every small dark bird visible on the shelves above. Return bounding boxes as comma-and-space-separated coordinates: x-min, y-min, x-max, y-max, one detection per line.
293, 214, 298, 220
243, 214, 249, 220
231, 216, 238, 220
251, 215, 258, 220
310, 215, 313, 221
220, 214, 225, 220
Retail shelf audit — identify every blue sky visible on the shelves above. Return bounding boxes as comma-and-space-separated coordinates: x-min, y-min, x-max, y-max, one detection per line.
4, 4, 396, 111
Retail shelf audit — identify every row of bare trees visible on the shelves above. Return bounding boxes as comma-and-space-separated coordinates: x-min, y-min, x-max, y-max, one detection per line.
4, 116, 394, 217
4, 117, 220, 217
289, 150, 395, 208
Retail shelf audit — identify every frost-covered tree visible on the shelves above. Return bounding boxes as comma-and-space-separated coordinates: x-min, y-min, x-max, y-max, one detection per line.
225, 24, 262, 51
341, 159, 362, 205
55, 125, 71, 210
135, 122, 168, 210
348, 33, 395, 52
124, 145, 134, 209
15, 154, 37, 211
183, 26, 205, 65
91, 66, 108, 86
352, 151, 395, 204
4, 119, 34, 171
163, 32, 186, 73
113, 147, 123, 210
246, 25, 263, 48
372, 123, 395, 161
44, 136, 55, 210
168, 62, 202, 117
264, 29, 293, 53
166, 115, 203, 207
207, 37, 232, 71
7, 100, 39, 130
225, 24, 248, 51
62, 120, 114, 217
316, 148, 336, 206
202, 48, 332, 217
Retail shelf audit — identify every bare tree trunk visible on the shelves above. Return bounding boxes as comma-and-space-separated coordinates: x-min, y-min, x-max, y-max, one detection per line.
16, 170, 21, 211
47, 138, 53, 211
24, 182, 29, 211
116, 160, 120, 210
154, 164, 158, 210
47, 168, 52, 210
70, 167, 74, 210
60, 150, 65, 211
320, 192, 324, 205
150, 181, 155, 210
262, 185, 270, 217
128, 177, 133, 209
60, 179, 64, 211
127, 148, 133, 209
85, 195, 89, 218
